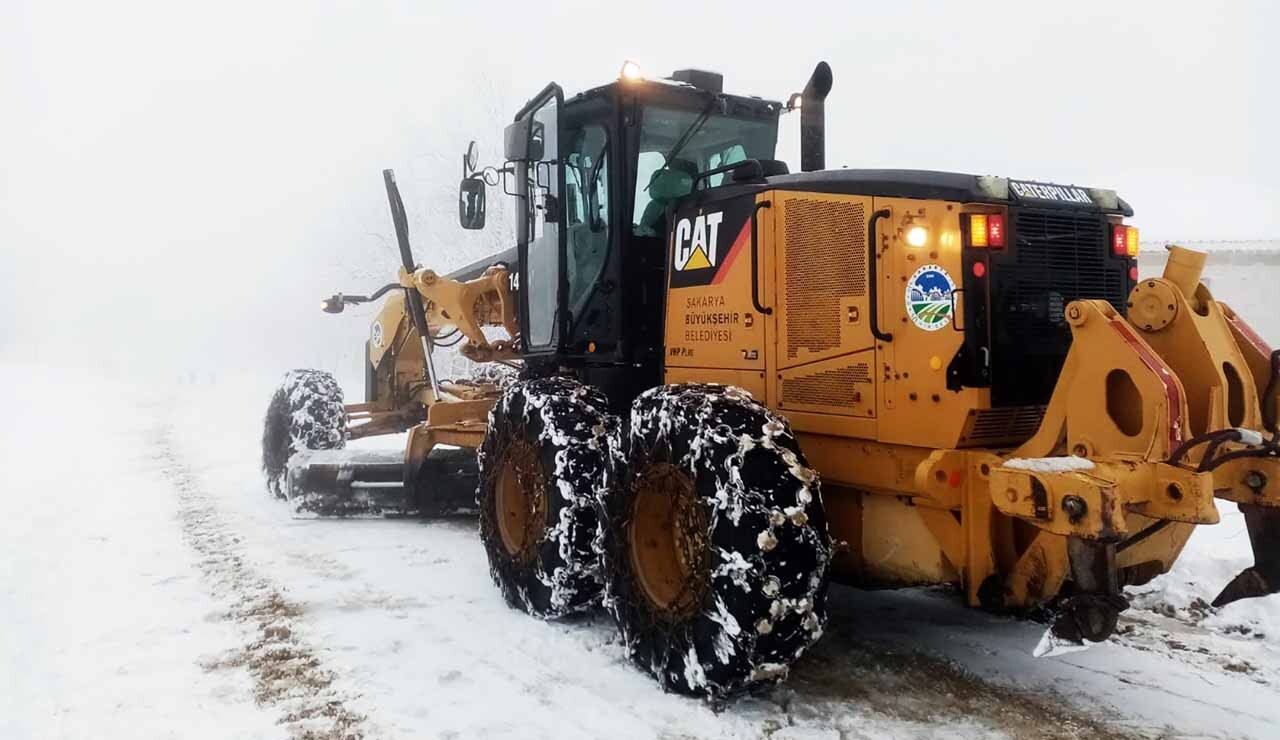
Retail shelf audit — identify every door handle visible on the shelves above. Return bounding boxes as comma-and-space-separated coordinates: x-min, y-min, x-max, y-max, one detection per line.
950, 288, 966, 332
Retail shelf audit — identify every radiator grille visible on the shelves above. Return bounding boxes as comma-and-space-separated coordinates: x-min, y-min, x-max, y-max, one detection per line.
988, 207, 1129, 406
781, 363, 872, 408
960, 406, 1047, 448
995, 208, 1126, 349
784, 199, 866, 360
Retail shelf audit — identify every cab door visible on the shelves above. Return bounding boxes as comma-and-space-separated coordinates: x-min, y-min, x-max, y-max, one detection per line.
510, 84, 565, 353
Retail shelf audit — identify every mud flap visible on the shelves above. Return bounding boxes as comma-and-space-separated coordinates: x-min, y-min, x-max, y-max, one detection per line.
1212, 503, 1280, 607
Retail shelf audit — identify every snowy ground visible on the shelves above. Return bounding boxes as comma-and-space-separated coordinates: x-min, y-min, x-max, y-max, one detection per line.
3, 250, 1279, 739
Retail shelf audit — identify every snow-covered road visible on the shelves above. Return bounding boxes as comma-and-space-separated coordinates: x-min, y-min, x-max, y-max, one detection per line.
3, 251, 1278, 739
2, 363, 1275, 740
0, 368, 279, 739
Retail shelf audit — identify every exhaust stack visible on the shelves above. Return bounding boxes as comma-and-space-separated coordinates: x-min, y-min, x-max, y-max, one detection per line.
800, 62, 833, 172
1162, 244, 1207, 306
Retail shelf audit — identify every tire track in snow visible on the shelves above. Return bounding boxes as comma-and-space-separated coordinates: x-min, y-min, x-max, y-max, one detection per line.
153, 424, 369, 740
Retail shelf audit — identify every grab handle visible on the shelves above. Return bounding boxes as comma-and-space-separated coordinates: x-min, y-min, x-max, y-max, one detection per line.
868, 208, 894, 342
751, 200, 773, 315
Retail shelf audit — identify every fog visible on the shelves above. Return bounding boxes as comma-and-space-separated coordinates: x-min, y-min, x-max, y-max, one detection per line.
3, 0, 1276, 384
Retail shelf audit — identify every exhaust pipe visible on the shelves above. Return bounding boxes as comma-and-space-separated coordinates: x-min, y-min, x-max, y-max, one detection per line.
800, 62, 833, 172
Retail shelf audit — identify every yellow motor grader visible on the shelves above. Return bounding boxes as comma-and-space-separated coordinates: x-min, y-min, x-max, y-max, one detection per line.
262, 62, 1280, 698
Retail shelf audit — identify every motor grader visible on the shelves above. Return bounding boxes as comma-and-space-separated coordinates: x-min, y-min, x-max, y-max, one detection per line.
262, 61, 1280, 698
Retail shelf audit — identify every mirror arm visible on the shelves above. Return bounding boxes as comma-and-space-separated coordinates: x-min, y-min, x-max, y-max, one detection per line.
347, 282, 400, 304
320, 282, 399, 314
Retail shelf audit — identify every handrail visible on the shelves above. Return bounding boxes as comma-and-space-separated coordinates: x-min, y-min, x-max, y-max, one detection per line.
868, 208, 894, 342
751, 200, 773, 315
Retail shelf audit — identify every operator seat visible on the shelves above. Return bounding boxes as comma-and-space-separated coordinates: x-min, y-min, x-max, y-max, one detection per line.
636, 158, 697, 237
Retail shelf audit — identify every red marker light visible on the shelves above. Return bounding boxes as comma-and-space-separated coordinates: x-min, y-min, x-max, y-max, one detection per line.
1129, 265, 1139, 281
987, 214, 1006, 248
1112, 225, 1140, 257
968, 213, 1006, 249
1112, 225, 1129, 256
973, 261, 987, 278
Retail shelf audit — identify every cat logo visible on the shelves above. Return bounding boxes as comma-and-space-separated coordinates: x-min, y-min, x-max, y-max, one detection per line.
673, 211, 724, 271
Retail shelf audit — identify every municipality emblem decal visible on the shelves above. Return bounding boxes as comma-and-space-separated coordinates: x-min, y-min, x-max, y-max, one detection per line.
905, 264, 956, 331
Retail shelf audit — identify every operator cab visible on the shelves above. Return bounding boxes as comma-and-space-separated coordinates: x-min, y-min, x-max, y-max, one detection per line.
461, 65, 782, 402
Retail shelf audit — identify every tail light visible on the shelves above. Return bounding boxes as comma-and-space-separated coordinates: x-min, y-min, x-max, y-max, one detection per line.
1112, 225, 1139, 257
967, 213, 1006, 248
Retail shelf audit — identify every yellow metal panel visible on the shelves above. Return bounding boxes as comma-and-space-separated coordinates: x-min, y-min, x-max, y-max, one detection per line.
798, 435, 928, 494
369, 290, 408, 367
662, 366, 767, 400
663, 195, 769, 372
1136, 276, 1261, 437
861, 496, 959, 585
776, 350, 877, 418
870, 197, 987, 450
1115, 516, 1195, 575
916, 507, 966, 576
1002, 530, 1069, 609
1221, 302, 1275, 398
786, 412, 878, 441
770, 192, 875, 369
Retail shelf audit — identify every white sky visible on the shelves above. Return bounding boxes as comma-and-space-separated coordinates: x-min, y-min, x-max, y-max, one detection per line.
2, 0, 1276, 375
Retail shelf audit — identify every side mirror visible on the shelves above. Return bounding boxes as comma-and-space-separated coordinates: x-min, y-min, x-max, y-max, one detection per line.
459, 177, 486, 230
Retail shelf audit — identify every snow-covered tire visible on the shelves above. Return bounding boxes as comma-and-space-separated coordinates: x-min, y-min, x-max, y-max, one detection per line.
599, 384, 831, 699
476, 377, 614, 618
262, 369, 347, 499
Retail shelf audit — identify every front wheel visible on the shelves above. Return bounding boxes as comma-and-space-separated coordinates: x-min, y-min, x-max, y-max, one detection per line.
599, 384, 832, 699
262, 369, 347, 499
476, 377, 614, 619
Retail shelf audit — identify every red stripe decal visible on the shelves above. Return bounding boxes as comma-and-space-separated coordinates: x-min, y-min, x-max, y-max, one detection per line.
710, 222, 752, 286
1110, 320, 1185, 451
1226, 312, 1274, 357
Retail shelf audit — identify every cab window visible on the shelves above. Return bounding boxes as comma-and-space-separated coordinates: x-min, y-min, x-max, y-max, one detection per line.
564, 124, 610, 321
631, 107, 776, 237
706, 143, 746, 187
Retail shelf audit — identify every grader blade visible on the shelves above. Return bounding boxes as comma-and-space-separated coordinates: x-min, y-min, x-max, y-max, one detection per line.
287, 447, 479, 518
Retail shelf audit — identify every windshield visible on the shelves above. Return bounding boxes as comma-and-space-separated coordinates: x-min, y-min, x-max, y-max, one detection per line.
632, 106, 777, 236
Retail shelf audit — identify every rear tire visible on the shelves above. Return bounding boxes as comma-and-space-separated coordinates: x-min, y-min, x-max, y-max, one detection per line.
476, 377, 614, 618
262, 369, 347, 499
599, 384, 832, 699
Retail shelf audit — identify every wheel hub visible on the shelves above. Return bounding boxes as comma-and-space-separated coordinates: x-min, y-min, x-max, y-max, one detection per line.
628, 463, 710, 620
494, 439, 547, 562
